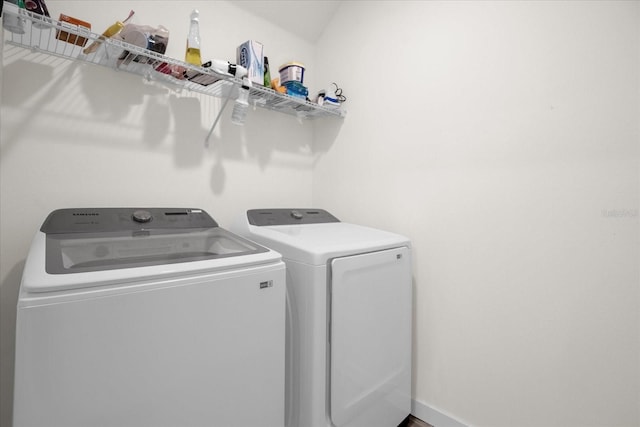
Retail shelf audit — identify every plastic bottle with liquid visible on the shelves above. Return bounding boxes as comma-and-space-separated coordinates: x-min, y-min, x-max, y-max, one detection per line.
231, 79, 252, 125
3, 0, 26, 34
263, 56, 271, 87
185, 9, 202, 66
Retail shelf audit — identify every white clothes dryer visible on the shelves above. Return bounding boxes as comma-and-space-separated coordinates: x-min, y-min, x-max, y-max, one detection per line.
232, 209, 412, 427
14, 208, 286, 427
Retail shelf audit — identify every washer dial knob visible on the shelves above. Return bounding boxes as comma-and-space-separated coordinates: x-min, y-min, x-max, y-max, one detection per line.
132, 210, 152, 223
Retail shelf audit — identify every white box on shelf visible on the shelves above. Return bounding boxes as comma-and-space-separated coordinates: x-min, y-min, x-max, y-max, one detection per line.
237, 40, 264, 86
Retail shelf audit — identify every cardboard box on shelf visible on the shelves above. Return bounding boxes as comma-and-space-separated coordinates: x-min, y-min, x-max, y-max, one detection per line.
237, 40, 264, 86
56, 14, 92, 46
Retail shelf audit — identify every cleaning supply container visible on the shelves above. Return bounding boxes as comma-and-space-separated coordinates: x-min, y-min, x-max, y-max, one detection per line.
278, 62, 305, 85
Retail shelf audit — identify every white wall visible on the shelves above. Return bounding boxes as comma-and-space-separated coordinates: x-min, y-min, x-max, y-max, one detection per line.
0, 2, 319, 425
2, 2, 639, 427
314, 1, 639, 427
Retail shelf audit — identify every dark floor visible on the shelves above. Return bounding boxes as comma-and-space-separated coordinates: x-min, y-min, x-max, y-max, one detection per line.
400, 415, 434, 427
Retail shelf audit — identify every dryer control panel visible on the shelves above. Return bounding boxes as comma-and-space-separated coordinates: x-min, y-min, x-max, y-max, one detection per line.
247, 209, 340, 226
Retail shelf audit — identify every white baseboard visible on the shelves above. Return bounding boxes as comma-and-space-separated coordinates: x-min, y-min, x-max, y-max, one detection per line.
411, 399, 471, 427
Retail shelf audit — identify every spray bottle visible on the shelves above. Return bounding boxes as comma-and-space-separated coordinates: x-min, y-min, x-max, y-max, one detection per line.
205, 59, 251, 126
206, 59, 248, 79
231, 77, 252, 125
83, 10, 135, 55
185, 9, 202, 66
204, 59, 251, 125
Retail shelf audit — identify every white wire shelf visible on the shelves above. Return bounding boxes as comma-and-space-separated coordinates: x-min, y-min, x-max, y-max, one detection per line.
2, 2, 347, 121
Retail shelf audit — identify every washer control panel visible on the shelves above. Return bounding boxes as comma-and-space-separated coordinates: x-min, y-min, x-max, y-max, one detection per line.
41, 208, 218, 233
247, 209, 340, 226
132, 210, 153, 223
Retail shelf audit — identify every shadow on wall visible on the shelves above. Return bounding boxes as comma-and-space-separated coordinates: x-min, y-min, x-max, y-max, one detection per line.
312, 113, 343, 164
1, 49, 167, 154
1, 59, 55, 106
199, 96, 343, 195
0, 260, 25, 427
79, 59, 164, 119
3, 46, 344, 198
1, 58, 54, 154
169, 95, 203, 168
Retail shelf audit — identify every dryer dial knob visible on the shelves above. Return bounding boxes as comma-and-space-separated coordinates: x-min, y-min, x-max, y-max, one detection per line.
132, 210, 152, 223
290, 210, 303, 220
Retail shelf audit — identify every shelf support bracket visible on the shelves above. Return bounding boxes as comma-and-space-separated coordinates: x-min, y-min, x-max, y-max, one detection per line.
204, 86, 235, 148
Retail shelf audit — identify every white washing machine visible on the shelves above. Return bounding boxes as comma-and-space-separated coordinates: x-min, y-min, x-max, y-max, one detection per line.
232, 209, 412, 427
14, 208, 286, 427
